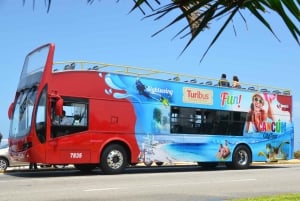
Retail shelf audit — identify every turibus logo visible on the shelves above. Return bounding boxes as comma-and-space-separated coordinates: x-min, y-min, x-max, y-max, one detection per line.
183, 87, 213, 105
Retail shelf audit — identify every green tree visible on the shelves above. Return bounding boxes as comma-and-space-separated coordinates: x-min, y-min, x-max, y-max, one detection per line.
24, 0, 300, 61
131, 0, 299, 61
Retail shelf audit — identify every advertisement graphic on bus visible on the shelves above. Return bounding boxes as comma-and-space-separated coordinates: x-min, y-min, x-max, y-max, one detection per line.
102, 72, 293, 164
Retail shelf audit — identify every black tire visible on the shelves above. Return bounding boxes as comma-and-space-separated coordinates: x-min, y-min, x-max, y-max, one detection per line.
232, 145, 251, 169
100, 144, 128, 174
155, 162, 164, 166
0, 157, 9, 171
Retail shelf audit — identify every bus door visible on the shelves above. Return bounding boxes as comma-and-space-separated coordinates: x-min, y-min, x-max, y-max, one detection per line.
47, 96, 90, 164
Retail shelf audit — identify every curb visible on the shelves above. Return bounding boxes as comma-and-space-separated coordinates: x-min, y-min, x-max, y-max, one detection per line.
253, 159, 300, 165
1, 160, 300, 174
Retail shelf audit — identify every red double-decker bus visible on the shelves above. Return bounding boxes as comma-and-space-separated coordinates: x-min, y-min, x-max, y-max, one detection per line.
8, 43, 294, 174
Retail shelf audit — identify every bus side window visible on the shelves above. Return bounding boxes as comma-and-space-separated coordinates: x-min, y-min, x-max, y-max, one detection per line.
172, 125, 182, 133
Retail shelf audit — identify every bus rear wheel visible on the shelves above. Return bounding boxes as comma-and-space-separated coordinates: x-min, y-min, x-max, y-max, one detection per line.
232, 145, 251, 169
100, 144, 128, 174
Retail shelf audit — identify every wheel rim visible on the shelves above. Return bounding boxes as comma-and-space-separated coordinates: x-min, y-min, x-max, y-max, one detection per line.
237, 149, 248, 166
0, 159, 8, 170
144, 161, 153, 167
106, 150, 124, 170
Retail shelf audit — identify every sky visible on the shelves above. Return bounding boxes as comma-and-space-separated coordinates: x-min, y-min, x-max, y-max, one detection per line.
0, 1, 299, 149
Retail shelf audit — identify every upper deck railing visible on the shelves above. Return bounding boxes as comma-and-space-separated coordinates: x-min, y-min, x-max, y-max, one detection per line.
53, 61, 291, 96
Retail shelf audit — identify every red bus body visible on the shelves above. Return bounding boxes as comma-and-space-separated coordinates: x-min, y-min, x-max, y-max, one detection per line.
8, 44, 139, 173
8, 44, 294, 174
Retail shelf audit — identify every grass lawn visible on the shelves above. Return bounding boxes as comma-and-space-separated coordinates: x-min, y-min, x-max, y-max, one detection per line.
230, 194, 300, 201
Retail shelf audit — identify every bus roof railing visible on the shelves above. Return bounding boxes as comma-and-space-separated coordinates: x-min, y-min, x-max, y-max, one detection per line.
53, 61, 291, 96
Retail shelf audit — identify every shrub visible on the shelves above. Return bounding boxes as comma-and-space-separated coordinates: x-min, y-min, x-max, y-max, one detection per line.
294, 150, 300, 159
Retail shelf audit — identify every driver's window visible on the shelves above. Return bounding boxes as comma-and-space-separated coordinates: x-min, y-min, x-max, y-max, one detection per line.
51, 97, 88, 138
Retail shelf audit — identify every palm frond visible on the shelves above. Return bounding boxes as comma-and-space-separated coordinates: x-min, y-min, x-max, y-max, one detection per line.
246, 1, 280, 41
263, 0, 299, 45
199, 7, 239, 62
132, 0, 299, 61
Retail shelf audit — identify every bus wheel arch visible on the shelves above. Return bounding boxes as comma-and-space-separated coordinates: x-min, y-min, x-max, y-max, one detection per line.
230, 144, 252, 169
100, 142, 130, 174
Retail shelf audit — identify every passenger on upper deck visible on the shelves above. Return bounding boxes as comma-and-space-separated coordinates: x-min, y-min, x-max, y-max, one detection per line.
218, 73, 230, 87
232, 75, 241, 88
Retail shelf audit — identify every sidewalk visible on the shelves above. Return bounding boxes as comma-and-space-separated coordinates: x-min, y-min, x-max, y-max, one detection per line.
0, 165, 74, 173
253, 158, 300, 165
274, 158, 300, 164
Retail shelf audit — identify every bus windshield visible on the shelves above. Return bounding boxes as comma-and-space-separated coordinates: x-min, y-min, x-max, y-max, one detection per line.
18, 44, 50, 91
9, 88, 37, 138
10, 44, 50, 138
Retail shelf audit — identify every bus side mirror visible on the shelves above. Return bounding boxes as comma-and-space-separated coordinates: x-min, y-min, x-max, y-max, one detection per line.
55, 98, 64, 117
8, 102, 14, 120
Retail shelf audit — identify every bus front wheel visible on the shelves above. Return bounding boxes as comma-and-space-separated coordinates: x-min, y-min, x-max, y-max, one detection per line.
232, 145, 251, 169
100, 144, 128, 174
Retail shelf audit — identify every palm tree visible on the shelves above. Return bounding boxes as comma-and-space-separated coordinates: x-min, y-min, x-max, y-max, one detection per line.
24, 0, 300, 61
130, 0, 299, 61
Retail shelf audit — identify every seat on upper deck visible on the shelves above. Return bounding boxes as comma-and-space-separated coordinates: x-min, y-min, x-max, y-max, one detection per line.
64, 62, 75, 70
